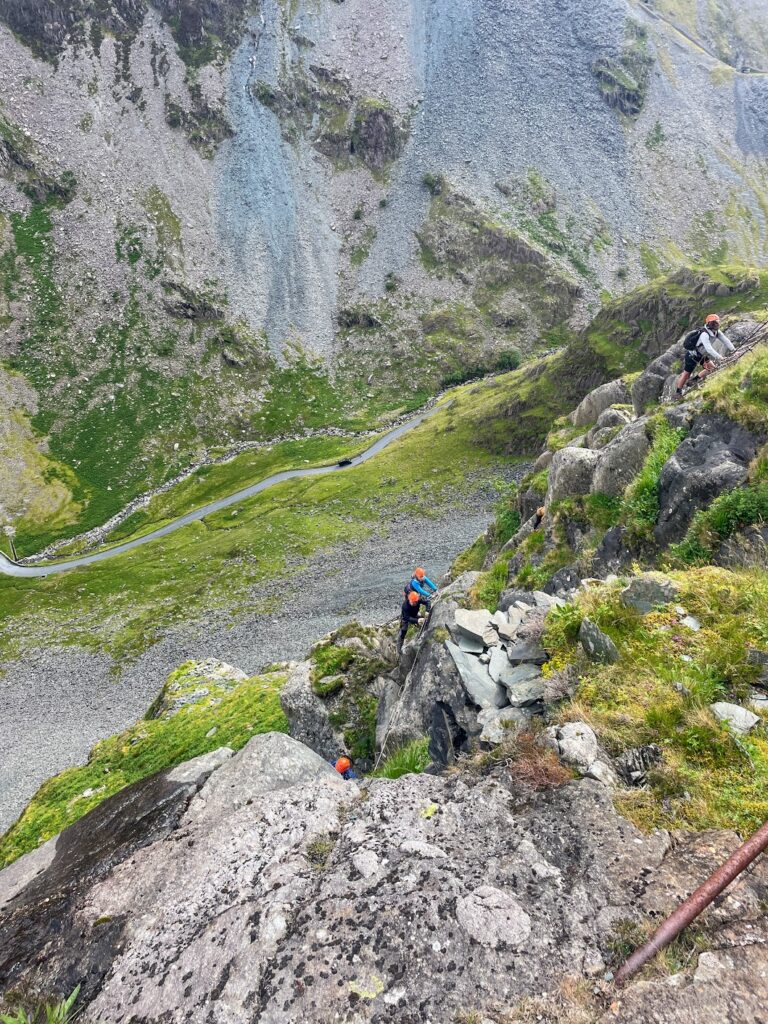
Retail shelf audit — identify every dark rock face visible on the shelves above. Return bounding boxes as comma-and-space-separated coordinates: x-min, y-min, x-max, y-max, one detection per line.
631, 341, 683, 414
387, 627, 479, 762
0, 749, 228, 1003
592, 525, 633, 574
350, 100, 407, 171
714, 524, 768, 569
655, 415, 760, 546
279, 661, 342, 764
0, 0, 250, 60
543, 565, 581, 596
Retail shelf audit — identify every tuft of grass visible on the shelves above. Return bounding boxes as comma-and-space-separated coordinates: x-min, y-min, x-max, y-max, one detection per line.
670, 483, 768, 565
0, 987, 81, 1024
606, 918, 711, 979
621, 419, 686, 542
507, 732, 575, 790
472, 556, 509, 612
0, 671, 288, 869
305, 833, 337, 871
703, 347, 768, 432
373, 737, 431, 779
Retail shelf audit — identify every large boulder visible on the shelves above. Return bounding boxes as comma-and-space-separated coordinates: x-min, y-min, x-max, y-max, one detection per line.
2, 743, 687, 1024
655, 415, 760, 546
6, 731, 768, 1024
386, 632, 480, 761
547, 446, 600, 503
631, 341, 683, 415
280, 661, 342, 762
590, 419, 652, 497
570, 378, 631, 428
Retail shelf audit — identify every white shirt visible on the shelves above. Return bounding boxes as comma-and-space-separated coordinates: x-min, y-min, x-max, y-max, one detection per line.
697, 329, 735, 361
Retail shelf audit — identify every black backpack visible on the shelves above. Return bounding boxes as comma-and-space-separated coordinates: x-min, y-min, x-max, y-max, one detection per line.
683, 329, 703, 351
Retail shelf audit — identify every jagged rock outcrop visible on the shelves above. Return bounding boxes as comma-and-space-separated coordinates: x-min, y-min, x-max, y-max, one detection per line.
655, 414, 760, 546
148, 658, 248, 720
547, 446, 601, 502
590, 418, 651, 497
279, 623, 397, 772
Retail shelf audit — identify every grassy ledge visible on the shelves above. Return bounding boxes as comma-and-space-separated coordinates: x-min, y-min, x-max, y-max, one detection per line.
544, 567, 768, 836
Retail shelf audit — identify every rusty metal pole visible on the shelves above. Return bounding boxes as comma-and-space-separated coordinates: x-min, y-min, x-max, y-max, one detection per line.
615, 818, 768, 987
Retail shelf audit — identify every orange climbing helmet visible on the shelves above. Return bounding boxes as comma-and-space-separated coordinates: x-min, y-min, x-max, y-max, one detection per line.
335, 756, 352, 774
408, 590, 421, 606
705, 314, 721, 328
414, 567, 426, 580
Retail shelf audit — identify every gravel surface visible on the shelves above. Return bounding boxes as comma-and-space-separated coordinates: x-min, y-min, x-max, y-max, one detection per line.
0, 496, 506, 833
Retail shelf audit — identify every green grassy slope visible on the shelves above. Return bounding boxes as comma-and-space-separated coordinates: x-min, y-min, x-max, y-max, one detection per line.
0, 664, 288, 869
0, 378, 521, 662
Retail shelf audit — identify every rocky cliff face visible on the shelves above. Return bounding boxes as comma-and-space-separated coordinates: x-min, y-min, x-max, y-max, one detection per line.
3, 0, 768, 555
2, 731, 767, 1023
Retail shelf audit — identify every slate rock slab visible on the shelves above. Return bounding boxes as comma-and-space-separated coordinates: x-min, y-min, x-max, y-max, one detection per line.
620, 573, 679, 614
579, 618, 619, 663
507, 641, 548, 666
446, 641, 507, 709
506, 675, 545, 708
710, 702, 760, 735
454, 609, 493, 644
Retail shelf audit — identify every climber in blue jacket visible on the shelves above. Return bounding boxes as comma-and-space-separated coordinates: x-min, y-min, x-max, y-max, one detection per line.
404, 566, 438, 601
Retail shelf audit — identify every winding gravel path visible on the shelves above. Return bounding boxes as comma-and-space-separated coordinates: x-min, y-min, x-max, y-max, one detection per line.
0, 471, 524, 833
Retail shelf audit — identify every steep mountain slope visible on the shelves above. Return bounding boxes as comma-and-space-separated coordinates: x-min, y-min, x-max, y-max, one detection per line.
2, 0, 768, 556
2, 280, 768, 1021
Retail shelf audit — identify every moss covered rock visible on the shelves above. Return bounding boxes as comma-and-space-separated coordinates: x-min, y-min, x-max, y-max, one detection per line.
148, 658, 248, 720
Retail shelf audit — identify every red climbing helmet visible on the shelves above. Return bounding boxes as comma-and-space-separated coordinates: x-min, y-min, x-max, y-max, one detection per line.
408, 590, 421, 606
335, 757, 352, 774
705, 314, 721, 328
414, 567, 426, 580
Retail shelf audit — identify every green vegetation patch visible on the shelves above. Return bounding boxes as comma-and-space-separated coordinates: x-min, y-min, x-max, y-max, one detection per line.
670, 483, 768, 565
373, 737, 431, 779
0, 670, 288, 869
621, 419, 686, 543
0, 985, 81, 1024
703, 346, 768, 433
545, 567, 768, 836
312, 626, 393, 764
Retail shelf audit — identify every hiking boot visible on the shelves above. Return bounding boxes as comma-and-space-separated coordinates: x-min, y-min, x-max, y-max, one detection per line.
675, 388, 683, 397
